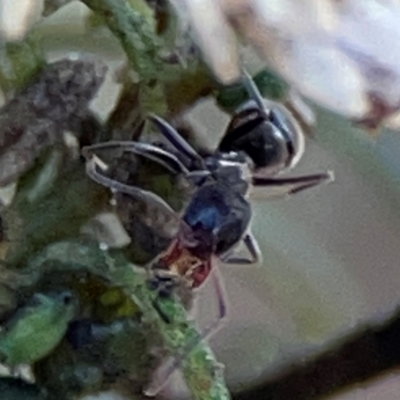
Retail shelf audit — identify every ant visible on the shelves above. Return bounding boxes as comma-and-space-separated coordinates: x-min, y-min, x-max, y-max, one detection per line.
82, 70, 334, 395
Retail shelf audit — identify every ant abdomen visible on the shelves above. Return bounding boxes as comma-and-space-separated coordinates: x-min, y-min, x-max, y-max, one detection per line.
218, 99, 305, 176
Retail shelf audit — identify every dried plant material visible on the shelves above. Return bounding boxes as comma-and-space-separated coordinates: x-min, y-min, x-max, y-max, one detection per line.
0, 58, 107, 187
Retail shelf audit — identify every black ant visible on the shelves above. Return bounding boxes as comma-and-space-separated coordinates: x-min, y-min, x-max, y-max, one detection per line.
82, 70, 333, 395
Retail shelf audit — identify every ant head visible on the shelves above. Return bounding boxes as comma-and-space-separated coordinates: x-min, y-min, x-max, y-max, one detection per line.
218, 71, 305, 176
182, 182, 251, 258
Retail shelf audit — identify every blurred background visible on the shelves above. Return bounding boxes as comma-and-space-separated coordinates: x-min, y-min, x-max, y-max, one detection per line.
4, 1, 400, 400
179, 90, 400, 400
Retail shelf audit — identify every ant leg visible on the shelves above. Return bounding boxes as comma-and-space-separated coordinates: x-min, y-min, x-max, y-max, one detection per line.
148, 273, 179, 324
194, 267, 228, 340
185, 169, 212, 186
252, 171, 334, 196
82, 141, 190, 176
148, 114, 203, 165
144, 268, 228, 397
83, 141, 211, 186
220, 233, 262, 265
85, 155, 179, 220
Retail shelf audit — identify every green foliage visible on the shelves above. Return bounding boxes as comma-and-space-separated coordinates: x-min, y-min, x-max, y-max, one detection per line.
216, 68, 289, 112
4, 150, 109, 267
0, 292, 76, 366
0, 37, 44, 97
0, 0, 289, 398
81, 0, 164, 83
28, 241, 231, 400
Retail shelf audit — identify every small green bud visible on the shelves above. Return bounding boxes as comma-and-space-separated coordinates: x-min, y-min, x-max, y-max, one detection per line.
0, 291, 76, 366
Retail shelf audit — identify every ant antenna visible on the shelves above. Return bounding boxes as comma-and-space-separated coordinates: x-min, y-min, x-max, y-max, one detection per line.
241, 68, 267, 116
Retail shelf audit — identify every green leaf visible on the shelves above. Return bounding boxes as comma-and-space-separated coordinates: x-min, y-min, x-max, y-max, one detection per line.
0, 37, 44, 97
216, 68, 289, 113
5, 152, 108, 267
0, 291, 76, 366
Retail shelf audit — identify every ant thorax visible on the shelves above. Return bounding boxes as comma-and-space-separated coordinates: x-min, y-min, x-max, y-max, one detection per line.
204, 152, 253, 196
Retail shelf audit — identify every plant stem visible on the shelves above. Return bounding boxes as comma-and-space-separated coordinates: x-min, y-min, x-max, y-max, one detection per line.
28, 241, 231, 400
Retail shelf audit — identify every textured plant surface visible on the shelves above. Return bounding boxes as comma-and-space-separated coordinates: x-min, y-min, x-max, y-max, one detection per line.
3, 2, 400, 400
0, 1, 290, 399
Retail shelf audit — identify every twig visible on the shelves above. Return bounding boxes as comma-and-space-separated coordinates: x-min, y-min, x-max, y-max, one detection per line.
28, 240, 231, 400
80, 0, 165, 83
